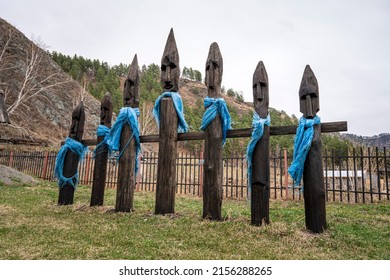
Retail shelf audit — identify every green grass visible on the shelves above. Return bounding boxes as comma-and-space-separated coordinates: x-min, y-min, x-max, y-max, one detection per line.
0, 182, 389, 260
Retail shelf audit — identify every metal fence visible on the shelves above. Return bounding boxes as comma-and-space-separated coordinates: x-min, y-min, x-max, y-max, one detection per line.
0, 147, 389, 203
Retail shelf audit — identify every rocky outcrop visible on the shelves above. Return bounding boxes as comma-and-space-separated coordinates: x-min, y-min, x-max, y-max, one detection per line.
0, 17, 100, 146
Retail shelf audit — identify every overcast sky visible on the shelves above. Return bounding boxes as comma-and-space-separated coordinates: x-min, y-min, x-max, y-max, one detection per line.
1, 0, 389, 136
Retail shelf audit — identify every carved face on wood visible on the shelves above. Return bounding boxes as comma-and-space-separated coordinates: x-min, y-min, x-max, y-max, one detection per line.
252, 61, 269, 118
161, 29, 180, 92
124, 54, 140, 108
0, 89, 10, 124
68, 102, 85, 141
100, 92, 113, 127
299, 65, 319, 118
205, 42, 223, 93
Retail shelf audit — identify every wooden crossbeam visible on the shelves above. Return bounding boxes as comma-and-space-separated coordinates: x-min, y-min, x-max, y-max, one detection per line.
79, 121, 347, 146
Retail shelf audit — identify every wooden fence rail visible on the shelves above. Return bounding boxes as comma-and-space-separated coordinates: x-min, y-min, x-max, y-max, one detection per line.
1, 147, 389, 204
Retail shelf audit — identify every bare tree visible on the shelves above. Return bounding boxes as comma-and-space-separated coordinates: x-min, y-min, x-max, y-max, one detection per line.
0, 26, 72, 114
139, 101, 157, 136
4, 40, 72, 115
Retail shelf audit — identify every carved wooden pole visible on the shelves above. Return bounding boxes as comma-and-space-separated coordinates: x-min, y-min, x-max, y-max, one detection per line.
202, 42, 224, 220
58, 102, 85, 205
155, 29, 180, 214
250, 61, 270, 226
300, 65, 327, 233
115, 54, 140, 212
90, 92, 113, 206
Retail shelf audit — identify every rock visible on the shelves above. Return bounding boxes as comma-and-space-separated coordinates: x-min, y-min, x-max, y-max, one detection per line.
0, 164, 39, 186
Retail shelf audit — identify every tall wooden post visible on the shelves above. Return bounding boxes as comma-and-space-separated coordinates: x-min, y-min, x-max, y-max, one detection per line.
90, 92, 113, 206
202, 42, 224, 220
299, 65, 327, 233
58, 102, 85, 205
115, 55, 140, 212
155, 29, 180, 214
250, 61, 270, 226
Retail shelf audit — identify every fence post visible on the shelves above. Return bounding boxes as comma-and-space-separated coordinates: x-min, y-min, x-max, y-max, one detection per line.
202, 42, 224, 220
299, 65, 326, 233
90, 93, 113, 206
58, 102, 85, 205
199, 151, 203, 197
8, 151, 13, 168
284, 148, 289, 199
136, 153, 141, 192
250, 61, 270, 226
115, 55, 140, 212
41, 151, 49, 179
155, 29, 180, 215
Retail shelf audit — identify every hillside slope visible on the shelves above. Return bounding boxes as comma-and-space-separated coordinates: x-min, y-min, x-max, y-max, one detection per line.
340, 133, 390, 149
0, 17, 100, 146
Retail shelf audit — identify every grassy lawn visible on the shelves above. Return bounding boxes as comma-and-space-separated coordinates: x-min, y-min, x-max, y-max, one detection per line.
0, 181, 389, 260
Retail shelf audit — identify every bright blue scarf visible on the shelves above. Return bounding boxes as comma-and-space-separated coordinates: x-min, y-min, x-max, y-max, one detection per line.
200, 96, 232, 145
246, 112, 270, 191
93, 124, 110, 157
106, 107, 141, 174
54, 137, 88, 188
153, 92, 188, 133
288, 115, 321, 186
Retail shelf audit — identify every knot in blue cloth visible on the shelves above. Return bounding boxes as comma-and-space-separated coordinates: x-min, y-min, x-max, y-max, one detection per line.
54, 137, 88, 189
246, 112, 270, 190
153, 92, 188, 133
106, 107, 141, 174
200, 96, 232, 145
288, 115, 321, 187
93, 124, 110, 157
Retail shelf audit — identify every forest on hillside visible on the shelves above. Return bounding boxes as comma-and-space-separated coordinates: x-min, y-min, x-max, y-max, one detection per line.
49, 52, 352, 155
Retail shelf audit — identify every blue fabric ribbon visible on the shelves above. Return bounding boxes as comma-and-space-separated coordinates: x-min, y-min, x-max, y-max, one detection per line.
246, 112, 270, 191
106, 107, 141, 174
153, 92, 189, 133
288, 115, 321, 187
200, 96, 232, 145
93, 124, 110, 157
54, 137, 88, 189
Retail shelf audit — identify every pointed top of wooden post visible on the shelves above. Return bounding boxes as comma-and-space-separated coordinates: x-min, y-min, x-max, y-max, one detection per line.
68, 101, 85, 141
124, 54, 140, 108
299, 65, 319, 118
252, 61, 269, 118
0, 89, 10, 123
100, 92, 113, 127
205, 42, 223, 96
161, 28, 180, 92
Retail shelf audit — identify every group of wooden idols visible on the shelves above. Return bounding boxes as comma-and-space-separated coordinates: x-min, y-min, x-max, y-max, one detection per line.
58, 29, 347, 233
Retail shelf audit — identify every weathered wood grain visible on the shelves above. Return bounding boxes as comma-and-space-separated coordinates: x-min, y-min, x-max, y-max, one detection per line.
155, 29, 180, 214
79, 121, 348, 146
300, 65, 327, 233
155, 98, 178, 214
202, 42, 224, 220
251, 61, 270, 226
90, 92, 113, 207
58, 102, 85, 205
115, 54, 140, 212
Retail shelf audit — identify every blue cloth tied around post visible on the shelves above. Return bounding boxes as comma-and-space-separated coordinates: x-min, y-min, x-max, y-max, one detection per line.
288, 115, 321, 187
93, 124, 110, 157
106, 107, 141, 174
200, 96, 232, 145
246, 112, 270, 190
54, 137, 88, 188
153, 92, 189, 133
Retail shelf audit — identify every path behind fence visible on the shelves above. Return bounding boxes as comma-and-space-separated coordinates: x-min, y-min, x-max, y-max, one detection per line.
0, 147, 389, 203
